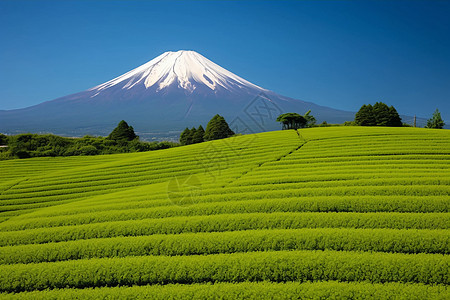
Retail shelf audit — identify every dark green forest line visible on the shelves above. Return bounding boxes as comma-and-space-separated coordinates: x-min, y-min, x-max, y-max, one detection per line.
0, 121, 177, 160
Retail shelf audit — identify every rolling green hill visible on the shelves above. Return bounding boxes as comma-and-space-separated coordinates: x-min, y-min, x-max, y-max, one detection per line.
0, 127, 449, 299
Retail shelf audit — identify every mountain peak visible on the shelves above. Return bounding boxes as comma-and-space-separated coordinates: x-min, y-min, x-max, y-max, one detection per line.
90, 50, 265, 94
0, 50, 359, 137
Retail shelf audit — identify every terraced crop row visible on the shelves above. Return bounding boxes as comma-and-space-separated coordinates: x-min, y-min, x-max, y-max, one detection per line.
1, 212, 448, 247
0, 131, 301, 216
2, 250, 448, 293
1, 197, 449, 232
2, 281, 447, 300
1, 228, 448, 265
1, 127, 449, 298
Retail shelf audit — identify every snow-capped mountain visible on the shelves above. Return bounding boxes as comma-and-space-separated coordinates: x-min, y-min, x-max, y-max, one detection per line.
0, 50, 358, 138
91, 50, 265, 95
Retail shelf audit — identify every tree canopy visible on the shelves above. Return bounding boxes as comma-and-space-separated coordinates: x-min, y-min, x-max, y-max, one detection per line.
179, 125, 205, 145
179, 128, 191, 145
373, 102, 391, 126
354, 102, 402, 127
303, 110, 316, 128
204, 114, 235, 141
1, 133, 177, 160
387, 106, 403, 127
355, 104, 377, 126
0, 133, 8, 146
276, 113, 307, 130
192, 125, 205, 144
180, 115, 233, 144
426, 109, 445, 129
107, 120, 137, 141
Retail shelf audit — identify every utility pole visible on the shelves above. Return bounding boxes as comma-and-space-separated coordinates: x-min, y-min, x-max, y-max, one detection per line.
414, 115, 416, 128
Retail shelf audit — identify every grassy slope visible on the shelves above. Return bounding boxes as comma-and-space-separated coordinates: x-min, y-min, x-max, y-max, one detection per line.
0, 127, 449, 298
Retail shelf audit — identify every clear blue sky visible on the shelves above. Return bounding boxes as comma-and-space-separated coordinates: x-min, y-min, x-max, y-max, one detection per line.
1, 0, 449, 122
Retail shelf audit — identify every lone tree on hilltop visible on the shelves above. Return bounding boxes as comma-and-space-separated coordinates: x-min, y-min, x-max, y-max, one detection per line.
426, 109, 445, 129
276, 113, 307, 130
107, 120, 137, 141
204, 114, 234, 141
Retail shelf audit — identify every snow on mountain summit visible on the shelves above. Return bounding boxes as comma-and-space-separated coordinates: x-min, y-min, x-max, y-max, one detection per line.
90, 50, 266, 94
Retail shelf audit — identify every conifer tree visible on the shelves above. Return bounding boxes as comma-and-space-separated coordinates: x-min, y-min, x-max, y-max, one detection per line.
373, 102, 391, 126
188, 127, 197, 145
388, 106, 402, 127
179, 128, 191, 145
107, 120, 137, 141
426, 109, 445, 129
192, 125, 205, 144
354, 104, 376, 126
356, 102, 403, 127
204, 114, 234, 141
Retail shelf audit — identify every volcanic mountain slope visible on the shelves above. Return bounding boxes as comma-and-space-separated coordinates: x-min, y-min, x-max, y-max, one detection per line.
1, 50, 357, 137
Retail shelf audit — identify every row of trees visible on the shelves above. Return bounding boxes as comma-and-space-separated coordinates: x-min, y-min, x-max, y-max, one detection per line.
354, 102, 402, 127
354, 103, 445, 129
275, 106, 446, 130
0, 120, 177, 160
180, 114, 235, 145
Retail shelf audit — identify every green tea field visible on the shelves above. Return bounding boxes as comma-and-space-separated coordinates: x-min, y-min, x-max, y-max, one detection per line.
0, 127, 449, 299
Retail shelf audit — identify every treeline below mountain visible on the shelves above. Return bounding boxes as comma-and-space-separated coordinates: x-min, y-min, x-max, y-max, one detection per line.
0, 121, 177, 160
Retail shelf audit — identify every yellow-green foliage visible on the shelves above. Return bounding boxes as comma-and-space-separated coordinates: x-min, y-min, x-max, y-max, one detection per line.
0, 127, 449, 298
2, 282, 448, 300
